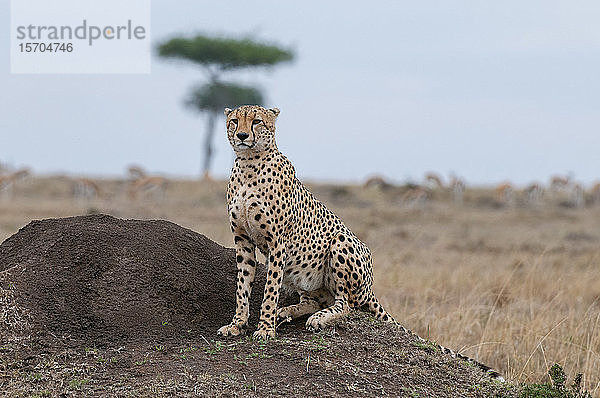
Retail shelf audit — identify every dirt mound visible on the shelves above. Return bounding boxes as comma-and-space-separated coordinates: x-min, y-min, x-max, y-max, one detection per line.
0, 214, 285, 344
0, 215, 521, 397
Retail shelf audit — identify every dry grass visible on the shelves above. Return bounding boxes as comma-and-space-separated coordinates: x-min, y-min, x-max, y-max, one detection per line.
366, 207, 600, 392
0, 282, 32, 337
1, 175, 600, 394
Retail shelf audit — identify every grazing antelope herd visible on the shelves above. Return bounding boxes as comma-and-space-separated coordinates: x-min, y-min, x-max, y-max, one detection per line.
363, 172, 600, 209
0, 161, 599, 210
69, 165, 169, 203
0, 163, 170, 204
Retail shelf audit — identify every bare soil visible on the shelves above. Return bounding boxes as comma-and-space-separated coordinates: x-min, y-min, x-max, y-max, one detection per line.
0, 214, 516, 397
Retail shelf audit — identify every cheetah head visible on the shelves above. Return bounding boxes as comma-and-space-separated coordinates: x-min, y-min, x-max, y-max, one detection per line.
224, 105, 280, 153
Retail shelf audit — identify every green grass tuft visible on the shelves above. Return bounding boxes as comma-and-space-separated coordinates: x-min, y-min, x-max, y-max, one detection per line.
521, 364, 591, 398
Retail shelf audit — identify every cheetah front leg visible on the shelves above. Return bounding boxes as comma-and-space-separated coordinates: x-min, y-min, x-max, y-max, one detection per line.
217, 231, 257, 337
253, 238, 285, 340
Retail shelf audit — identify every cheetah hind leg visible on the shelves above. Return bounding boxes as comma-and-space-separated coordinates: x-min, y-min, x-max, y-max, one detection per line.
304, 267, 351, 330
277, 289, 332, 326
305, 296, 351, 331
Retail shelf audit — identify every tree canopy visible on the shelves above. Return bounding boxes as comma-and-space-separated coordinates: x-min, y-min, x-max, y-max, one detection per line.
186, 81, 264, 112
157, 35, 294, 71
156, 33, 294, 178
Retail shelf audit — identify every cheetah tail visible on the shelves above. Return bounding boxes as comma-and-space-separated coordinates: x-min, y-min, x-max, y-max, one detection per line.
397, 322, 505, 381
436, 343, 505, 382
365, 294, 504, 381
365, 294, 395, 323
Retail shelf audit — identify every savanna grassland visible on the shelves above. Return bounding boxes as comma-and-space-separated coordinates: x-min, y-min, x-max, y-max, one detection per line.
1, 175, 599, 395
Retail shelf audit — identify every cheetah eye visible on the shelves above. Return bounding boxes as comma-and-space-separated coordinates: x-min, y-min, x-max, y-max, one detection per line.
231, 119, 238, 124
252, 119, 262, 125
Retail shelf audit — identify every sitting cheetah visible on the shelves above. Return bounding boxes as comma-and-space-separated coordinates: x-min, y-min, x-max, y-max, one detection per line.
217, 105, 391, 340
217, 105, 503, 380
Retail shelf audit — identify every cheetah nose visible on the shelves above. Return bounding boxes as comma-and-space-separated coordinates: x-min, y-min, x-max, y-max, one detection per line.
236, 132, 249, 141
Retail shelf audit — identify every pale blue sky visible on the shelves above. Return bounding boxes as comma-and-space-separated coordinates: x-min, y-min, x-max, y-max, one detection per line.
1, 1, 599, 186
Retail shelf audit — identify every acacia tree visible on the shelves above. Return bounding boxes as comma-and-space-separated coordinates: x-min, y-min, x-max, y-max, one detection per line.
157, 35, 294, 179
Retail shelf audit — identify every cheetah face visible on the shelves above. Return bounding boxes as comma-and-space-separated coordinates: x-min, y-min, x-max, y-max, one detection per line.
224, 105, 280, 153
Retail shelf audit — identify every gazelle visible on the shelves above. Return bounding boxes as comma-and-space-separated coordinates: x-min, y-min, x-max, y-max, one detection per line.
591, 182, 600, 205
127, 164, 147, 181
424, 172, 445, 189
402, 186, 429, 209
0, 168, 30, 199
128, 176, 168, 200
73, 178, 101, 202
495, 182, 514, 206
449, 176, 466, 205
523, 183, 544, 205
363, 175, 392, 190
570, 183, 584, 208
549, 174, 571, 192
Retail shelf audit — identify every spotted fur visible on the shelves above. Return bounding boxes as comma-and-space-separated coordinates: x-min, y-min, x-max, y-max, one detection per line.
216, 105, 503, 381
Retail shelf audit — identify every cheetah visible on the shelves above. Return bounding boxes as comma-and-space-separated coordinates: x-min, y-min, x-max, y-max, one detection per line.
216, 105, 503, 380
216, 105, 391, 338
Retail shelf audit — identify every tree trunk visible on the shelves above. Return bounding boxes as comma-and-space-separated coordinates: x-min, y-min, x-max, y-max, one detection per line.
202, 111, 216, 180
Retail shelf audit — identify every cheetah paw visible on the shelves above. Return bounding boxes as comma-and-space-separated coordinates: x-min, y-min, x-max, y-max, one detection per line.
217, 323, 245, 337
305, 314, 326, 331
276, 308, 293, 324
252, 328, 275, 340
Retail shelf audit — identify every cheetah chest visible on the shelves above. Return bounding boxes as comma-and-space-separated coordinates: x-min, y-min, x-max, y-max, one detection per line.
230, 190, 269, 250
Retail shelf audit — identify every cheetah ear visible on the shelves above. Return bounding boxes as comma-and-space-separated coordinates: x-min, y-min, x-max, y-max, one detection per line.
268, 108, 280, 117
224, 108, 233, 117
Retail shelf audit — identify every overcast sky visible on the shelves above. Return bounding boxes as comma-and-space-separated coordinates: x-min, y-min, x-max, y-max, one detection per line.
1, 1, 599, 186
